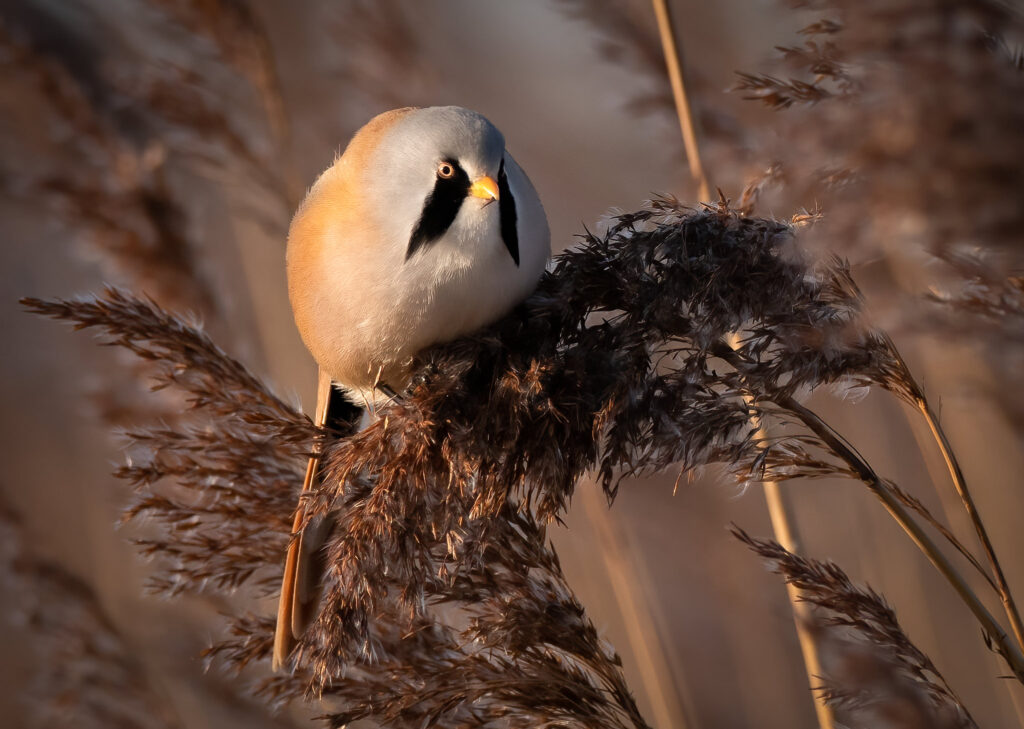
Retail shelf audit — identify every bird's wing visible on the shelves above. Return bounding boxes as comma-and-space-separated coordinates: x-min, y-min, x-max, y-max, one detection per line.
272, 368, 360, 671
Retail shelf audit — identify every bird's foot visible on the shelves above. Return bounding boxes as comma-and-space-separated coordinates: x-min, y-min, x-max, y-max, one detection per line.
375, 383, 402, 403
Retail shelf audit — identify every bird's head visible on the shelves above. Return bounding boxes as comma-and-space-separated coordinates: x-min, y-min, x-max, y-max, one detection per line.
364, 106, 516, 266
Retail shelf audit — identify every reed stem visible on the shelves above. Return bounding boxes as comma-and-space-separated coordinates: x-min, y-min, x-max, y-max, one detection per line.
915, 396, 1024, 654
728, 335, 835, 729
761, 481, 836, 729
778, 394, 1024, 683
655, 0, 832, 710
650, 0, 710, 201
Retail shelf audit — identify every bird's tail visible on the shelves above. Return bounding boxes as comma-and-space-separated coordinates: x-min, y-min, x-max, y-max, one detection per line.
272, 369, 361, 671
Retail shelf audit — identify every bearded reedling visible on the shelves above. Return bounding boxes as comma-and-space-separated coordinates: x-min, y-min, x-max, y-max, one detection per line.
274, 106, 550, 669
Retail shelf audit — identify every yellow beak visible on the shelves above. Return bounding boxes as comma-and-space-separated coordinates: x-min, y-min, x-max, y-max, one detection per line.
469, 176, 499, 201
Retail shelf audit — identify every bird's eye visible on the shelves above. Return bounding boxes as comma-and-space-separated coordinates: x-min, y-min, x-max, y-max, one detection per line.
437, 162, 455, 179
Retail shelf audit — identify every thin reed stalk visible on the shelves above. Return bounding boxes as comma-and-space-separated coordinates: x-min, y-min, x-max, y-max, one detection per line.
914, 395, 1024, 654
880, 255, 1024, 656
651, 0, 834, 719
729, 335, 835, 729
650, 0, 709, 201
776, 394, 1024, 682
581, 487, 689, 729
897, 367, 1024, 725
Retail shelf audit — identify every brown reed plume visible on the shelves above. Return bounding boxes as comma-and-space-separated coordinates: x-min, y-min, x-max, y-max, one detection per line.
734, 528, 977, 729
0, 20, 215, 316
328, 0, 436, 110
26, 192, 1021, 724
22, 288, 650, 728
734, 0, 1024, 251
0, 0, 294, 320
150, 0, 290, 143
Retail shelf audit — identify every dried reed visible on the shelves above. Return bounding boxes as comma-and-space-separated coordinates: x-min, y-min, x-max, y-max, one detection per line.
650, 4, 831, 724
26, 190, 1019, 723
732, 0, 1024, 681
735, 528, 978, 729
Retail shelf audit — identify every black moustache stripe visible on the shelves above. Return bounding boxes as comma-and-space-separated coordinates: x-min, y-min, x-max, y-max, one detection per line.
407, 159, 470, 260
498, 158, 520, 267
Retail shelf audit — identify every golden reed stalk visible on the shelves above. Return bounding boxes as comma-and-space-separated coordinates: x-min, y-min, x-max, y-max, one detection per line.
651, 3, 834, 726
728, 335, 837, 729
582, 489, 692, 729
915, 396, 1024, 653
650, 0, 709, 202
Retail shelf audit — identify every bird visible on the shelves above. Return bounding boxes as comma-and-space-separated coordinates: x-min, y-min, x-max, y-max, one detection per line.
273, 106, 550, 670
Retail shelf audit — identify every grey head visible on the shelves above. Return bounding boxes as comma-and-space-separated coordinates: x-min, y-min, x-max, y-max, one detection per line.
364, 106, 516, 264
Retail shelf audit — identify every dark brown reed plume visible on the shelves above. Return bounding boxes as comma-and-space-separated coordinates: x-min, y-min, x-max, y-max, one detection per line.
27, 192, 1022, 724
353, 197, 1022, 682
734, 528, 977, 729
0, 506, 182, 729
21, 289, 651, 728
